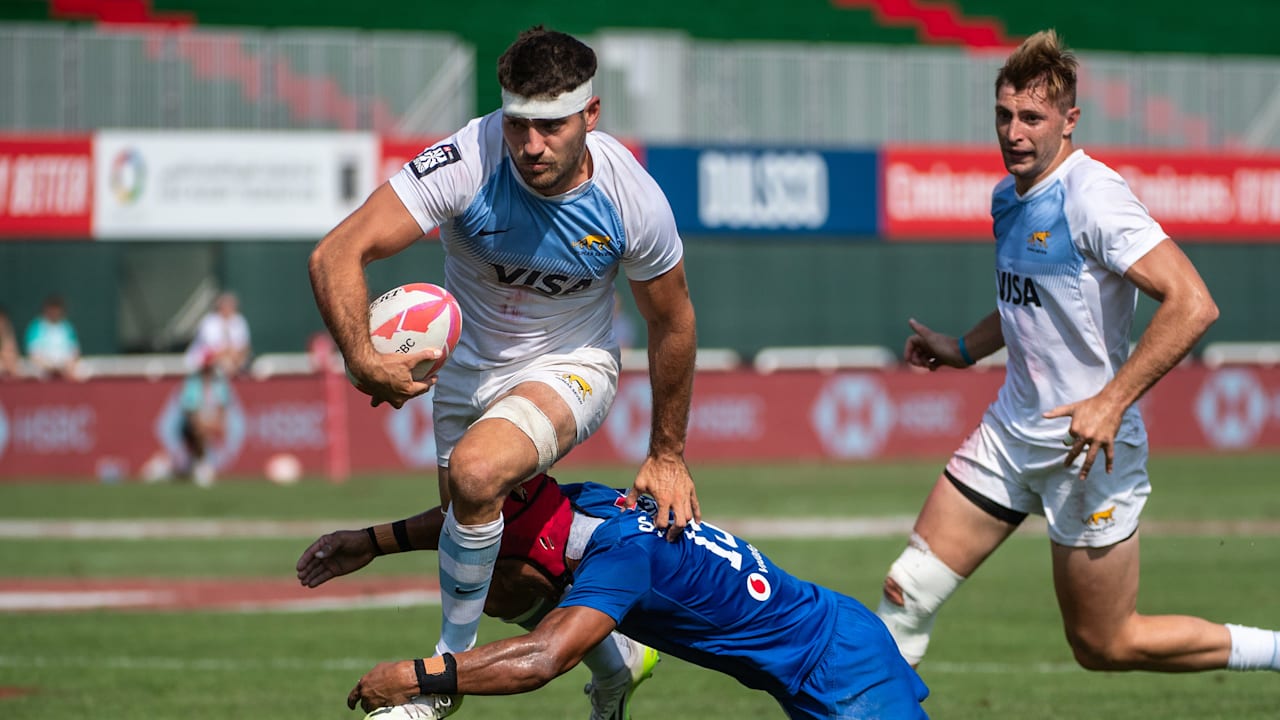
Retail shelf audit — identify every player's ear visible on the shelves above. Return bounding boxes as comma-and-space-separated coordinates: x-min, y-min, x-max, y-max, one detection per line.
1063, 106, 1080, 138
582, 97, 601, 133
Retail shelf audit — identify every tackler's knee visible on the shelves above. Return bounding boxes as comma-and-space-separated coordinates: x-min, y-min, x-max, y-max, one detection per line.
875, 535, 965, 665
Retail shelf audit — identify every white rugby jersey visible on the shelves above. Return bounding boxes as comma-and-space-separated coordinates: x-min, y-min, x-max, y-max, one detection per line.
389, 110, 683, 371
987, 149, 1166, 447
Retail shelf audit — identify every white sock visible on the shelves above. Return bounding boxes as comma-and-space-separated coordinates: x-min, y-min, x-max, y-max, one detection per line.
582, 631, 633, 682
1225, 624, 1280, 671
435, 509, 503, 656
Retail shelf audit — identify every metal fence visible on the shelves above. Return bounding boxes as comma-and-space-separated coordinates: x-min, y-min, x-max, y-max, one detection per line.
3, 23, 1279, 149
0, 23, 474, 135
593, 31, 1280, 149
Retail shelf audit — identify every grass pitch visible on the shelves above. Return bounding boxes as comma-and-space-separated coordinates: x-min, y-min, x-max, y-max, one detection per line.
1, 453, 1278, 719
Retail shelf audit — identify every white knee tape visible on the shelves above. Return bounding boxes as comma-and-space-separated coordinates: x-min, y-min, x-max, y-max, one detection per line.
482, 395, 559, 473
876, 540, 964, 665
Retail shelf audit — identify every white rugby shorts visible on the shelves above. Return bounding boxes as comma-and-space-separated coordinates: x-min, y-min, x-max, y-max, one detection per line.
946, 414, 1151, 547
432, 347, 619, 467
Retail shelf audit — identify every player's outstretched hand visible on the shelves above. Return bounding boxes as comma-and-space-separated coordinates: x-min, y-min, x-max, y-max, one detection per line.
904, 318, 967, 371
347, 660, 419, 712
628, 455, 700, 542
297, 529, 377, 588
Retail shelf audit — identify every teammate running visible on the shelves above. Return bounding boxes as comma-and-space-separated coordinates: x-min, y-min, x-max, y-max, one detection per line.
877, 29, 1280, 676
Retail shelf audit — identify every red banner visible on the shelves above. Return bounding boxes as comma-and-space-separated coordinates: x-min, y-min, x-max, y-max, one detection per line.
378, 137, 442, 186
1089, 150, 1280, 241
0, 135, 93, 238
880, 147, 1005, 240
2, 365, 1278, 481
882, 145, 1280, 242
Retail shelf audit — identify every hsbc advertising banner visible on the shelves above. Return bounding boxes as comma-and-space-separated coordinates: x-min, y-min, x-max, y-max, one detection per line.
882, 145, 1280, 241
0, 376, 451, 479
0, 136, 93, 238
646, 145, 879, 236
92, 131, 379, 239
3, 366, 1278, 480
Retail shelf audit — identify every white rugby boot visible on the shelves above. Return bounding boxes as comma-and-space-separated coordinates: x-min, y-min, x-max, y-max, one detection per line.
363, 694, 461, 719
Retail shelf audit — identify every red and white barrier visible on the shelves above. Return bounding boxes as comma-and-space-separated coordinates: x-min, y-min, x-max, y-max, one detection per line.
1, 365, 1277, 481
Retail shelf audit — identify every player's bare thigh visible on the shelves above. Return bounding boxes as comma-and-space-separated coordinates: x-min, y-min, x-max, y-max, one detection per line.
1051, 531, 1140, 646
912, 473, 1018, 577
1053, 532, 1234, 670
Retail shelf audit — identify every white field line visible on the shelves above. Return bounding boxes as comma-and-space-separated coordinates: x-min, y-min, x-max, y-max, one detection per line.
0, 517, 926, 540
0, 588, 441, 613
1, 517, 1278, 540
0, 653, 1083, 675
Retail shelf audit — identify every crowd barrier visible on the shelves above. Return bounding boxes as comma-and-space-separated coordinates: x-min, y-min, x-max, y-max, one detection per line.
1, 363, 1277, 481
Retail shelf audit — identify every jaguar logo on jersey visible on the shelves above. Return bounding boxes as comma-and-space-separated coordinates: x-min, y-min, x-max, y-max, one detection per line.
997, 270, 1043, 307
557, 373, 593, 404
1027, 231, 1051, 255
1084, 506, 1116, 529
491, 264, 593, 297
746, 572, 772, 602
410, 144, 461, 178
573, 234, 613, 253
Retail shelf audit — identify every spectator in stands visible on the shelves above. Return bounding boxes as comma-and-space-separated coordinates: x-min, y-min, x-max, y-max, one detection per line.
24, 294, 80, 380
178, 350, 232, 488
186, 291, 251, 376
0, 306, 21, 380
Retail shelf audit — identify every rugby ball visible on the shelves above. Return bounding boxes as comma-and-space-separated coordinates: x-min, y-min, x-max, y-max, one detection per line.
367, 283, 463, 380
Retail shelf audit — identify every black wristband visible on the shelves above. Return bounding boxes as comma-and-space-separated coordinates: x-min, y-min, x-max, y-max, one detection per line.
414, 653, 458, 696
392, 519, 413, 552
364, 526, 385, 556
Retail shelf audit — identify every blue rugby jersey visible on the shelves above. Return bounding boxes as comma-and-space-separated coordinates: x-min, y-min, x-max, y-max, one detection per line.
560, 482, 840, 700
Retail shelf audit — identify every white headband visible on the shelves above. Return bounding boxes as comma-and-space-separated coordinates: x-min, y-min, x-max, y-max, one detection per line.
501, 79, 594, 119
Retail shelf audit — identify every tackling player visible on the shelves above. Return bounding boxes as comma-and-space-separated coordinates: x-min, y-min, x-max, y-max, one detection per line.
297, 474, 929, 719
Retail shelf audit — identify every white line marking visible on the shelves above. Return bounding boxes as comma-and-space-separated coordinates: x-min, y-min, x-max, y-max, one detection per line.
0, 654, 1084, 675
0, 588, 440, 613
0, 590, 171, 610
3, 517, 1278, 541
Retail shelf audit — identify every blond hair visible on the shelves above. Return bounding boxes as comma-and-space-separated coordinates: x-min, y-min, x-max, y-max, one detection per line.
995, 30, 1078, 113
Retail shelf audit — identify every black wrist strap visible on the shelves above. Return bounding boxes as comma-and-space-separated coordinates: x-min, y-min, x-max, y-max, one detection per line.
364, 526, 384, 556
392, 519, 413, 552
414, 653, 458, 696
